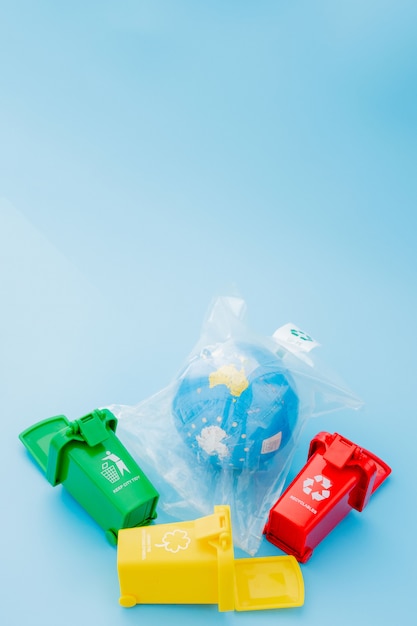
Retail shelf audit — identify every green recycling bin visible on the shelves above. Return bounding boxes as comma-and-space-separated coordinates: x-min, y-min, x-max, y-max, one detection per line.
19, 408, 159, 543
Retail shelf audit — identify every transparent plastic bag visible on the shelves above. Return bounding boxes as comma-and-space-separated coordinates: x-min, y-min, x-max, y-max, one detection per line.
109, 296, 363, 555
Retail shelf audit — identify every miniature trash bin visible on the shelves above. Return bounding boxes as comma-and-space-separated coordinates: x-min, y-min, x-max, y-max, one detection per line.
117, 504, 304, 612
19, 408, 159, 543
264, 432, 391, 562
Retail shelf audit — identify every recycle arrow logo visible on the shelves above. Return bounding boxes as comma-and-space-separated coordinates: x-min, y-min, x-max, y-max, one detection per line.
303, 474, 332, 501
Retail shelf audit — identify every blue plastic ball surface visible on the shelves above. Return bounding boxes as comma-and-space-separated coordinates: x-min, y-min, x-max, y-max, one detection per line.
172, 341, 299, 470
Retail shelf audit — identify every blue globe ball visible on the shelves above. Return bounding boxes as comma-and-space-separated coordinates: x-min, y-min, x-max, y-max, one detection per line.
172, 340, 299, 470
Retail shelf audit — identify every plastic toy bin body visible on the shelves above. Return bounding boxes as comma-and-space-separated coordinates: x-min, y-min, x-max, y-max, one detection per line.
54, 439, 157, 535
264, 432, 391, 562
117, 505, 304, 612
19, 409, 159, 542
119, 517, 223, 607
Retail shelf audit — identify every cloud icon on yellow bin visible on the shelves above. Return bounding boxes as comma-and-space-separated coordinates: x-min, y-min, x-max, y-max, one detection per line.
155, 529, 191, 553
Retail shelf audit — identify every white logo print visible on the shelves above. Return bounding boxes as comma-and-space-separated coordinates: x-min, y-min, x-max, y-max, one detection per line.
303, 474, 332, 501
101, 451, 131, 484
155, 529, 191, 553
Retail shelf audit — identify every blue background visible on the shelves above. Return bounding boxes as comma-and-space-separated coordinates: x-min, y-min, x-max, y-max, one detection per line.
1, 1, 416, 624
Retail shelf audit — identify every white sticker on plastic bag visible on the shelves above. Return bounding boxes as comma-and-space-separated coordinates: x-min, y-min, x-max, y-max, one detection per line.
261, 431, 282, 455
273, 323, 320, 353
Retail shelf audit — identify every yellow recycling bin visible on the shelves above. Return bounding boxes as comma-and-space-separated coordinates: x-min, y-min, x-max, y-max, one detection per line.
117, 505, 304, 612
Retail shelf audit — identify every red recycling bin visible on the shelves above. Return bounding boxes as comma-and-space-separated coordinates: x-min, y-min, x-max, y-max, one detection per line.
264, 432, 391, 563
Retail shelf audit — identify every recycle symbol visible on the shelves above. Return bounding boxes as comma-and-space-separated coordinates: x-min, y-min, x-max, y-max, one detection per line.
303, 474, 332, 501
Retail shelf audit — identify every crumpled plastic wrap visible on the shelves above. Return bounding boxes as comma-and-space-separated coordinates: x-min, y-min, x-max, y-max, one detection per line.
109, 296, 362, 554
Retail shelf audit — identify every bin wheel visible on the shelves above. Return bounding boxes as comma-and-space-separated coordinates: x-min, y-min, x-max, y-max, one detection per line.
105, 529, 118, 546
119, 595, 137, 608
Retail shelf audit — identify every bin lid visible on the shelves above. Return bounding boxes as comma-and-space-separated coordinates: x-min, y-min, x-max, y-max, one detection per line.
19, 415, 70, 473
234, 555, 304, 611
309, 432, 392, 511
19, 409, 117, 485
197, 506, 305, 611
